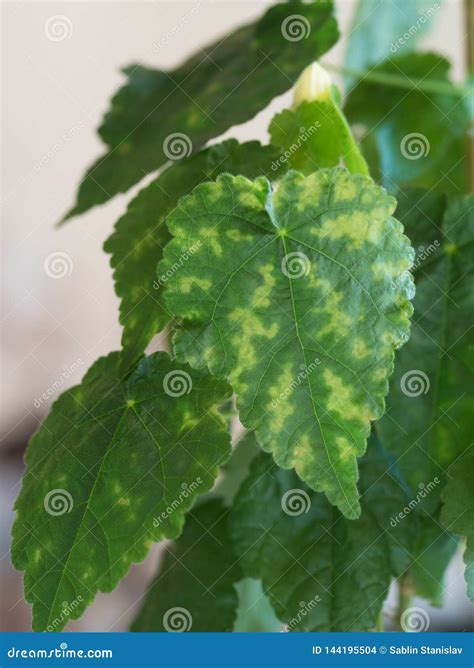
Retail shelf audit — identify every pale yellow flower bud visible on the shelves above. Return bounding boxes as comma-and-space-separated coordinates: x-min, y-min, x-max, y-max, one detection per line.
292, 62, 333, 108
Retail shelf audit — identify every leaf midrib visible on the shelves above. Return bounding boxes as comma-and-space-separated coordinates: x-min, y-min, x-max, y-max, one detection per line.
45, 406, 130, 627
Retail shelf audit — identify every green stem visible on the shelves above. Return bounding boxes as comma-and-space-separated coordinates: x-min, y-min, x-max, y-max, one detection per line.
374, 610, 384, 632
397, 572, 414, 630
331, 96, 369, 176
323, 62, 471, 98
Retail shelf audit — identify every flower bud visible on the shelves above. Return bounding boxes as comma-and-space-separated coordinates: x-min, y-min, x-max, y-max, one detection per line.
292, 62, 332, 108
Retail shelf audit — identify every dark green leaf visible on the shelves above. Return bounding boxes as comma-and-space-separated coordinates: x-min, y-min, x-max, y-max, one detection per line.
159, 168, 415, 518
63, 1, 338, 219
377, 190, 474, 510
344, 53, 470, 193
410, 513, 458, 606
12, 352, 231, 631
441, 449, 474, 601
131, 499, 241, 631
104, 140, 285, 374
230, 440, 415, 631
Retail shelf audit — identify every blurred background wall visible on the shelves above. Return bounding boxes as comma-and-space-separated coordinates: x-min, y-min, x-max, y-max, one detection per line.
1, 0, 472, 631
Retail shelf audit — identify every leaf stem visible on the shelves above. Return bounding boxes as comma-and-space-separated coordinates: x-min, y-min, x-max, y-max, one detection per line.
397, 572, 414, 630
374, 610, 384, 632
322, 62, 471, 98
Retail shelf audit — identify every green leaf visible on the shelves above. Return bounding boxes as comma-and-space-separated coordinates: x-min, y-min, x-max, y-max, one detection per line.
344, 0, 441, 82
131, 499, 241, 631
11, 352, 231, 631
410, 513, 458, 606
441, 449, 474, 601
63, 1, 339, 219
269, 99, 368, 175
159, 168, 415, 518
344, 53, 470, 193
104, 140, 286, 374
377, 190, 474, 510
230, 440, 416, 631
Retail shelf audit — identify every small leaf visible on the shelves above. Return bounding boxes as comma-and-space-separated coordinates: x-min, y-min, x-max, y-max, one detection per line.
160, 168, 415, 518
441, 450, 474, 601
131, 499, 241, 631
377, 191, 474, 510
63, 1, 338, 219
12, 352, 231, 631
104, 140, 286, 374
344, 53, 470, 193
230, 440, 415, 631
269, 98, 368, 175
